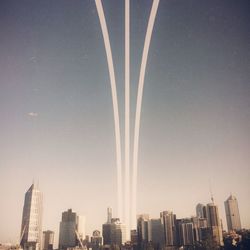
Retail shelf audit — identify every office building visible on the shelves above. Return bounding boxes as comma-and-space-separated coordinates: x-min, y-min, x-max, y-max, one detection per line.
91, 230, 102, 250
77, 216, 86, 242
59, 209, 85, 250
112, 219, 126, 245
196, 203, 206, 218
177, 219, 194, 247
206, 202, 223, 246
20, 183, 43, 250
148, 219, 164, 250
42, 231, 54, 250
130, 230, 138, 246
137, 214, 149, 250
160, 211, 177, 247
224, 194, 241, 231
102, 208, 126, 246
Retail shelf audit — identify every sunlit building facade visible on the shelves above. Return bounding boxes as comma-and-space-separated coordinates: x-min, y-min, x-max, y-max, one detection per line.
20, 183, 43, 250
160, 210, 177, 247
224, 194, 241, 231
59, 209, 85, 250
206, 202, 223, 246
42, 231, 54, 250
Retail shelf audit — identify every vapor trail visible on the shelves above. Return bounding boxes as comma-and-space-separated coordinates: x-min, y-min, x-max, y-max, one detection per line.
95, 0, 123, 220
125, 0, 130, 238
131, 0, 160, 229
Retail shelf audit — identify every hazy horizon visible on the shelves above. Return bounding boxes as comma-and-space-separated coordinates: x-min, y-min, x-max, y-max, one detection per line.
0, 0, 250, 245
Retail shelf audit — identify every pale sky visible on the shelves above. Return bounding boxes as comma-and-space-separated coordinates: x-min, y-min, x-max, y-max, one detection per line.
0, 0, 250, 245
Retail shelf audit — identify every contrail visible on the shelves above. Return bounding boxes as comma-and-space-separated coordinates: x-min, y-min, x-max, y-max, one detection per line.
131, 0, 160, 229
124, 0, 130, 238
95, 0, 123, 220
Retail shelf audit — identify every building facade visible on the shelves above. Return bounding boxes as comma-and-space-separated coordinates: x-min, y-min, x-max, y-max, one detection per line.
148, 219, 164, 250
196, 203, 206, 219
90, 230, 102, 250
206, 202, 223, 246
102, 208, 126, 246
160, 211, 177, 247
59, 209, 85, 250
178, 219, 194, 247
137, 214, 149, 250
20, 183, 43, 250
224, 194, 241, 231
42, 231, 54, 250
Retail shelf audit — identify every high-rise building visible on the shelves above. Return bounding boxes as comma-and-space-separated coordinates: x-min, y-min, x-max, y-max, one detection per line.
177, 219, 194, 247
196, 217, 208, 242
137, 214, 149, 250
59, 209, 85, 250
102, 209, 126, 246
224, 194, 241, 231
103, 219, 126, 246
42, 231, 54, 250
102, 223, 113, 245
160, 211, 177, 247
111, 219, 126, 245
196, 203, 206, 218
191, 217, 199, 242
90, 230, 102, 250
130, 230, 138, 246
59, 209, 77, 250
77, 215, 86, 242
20, 183, 43, 250
206, 202, 223, 246
148, 219, 164, 250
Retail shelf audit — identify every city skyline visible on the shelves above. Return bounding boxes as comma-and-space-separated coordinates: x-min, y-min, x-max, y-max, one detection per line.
12, 183, 250, 249
3, 181, 249, 247
0, 0, 250, 245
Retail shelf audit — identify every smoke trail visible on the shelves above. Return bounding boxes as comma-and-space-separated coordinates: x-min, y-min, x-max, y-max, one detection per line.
95, 0, 123, 220
124, 0, 130, 239
131, 0, 160, 229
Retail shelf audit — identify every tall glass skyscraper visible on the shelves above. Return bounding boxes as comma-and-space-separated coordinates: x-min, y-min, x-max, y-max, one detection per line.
160, 210, 177, 247
20, 183, 43, 250
224, 194, 241, 231
58, 209, 86, 250
206, 202, 223, 246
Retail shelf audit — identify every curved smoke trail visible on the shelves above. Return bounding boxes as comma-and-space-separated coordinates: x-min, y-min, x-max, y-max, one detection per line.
95, 0, 123, 220
131, 0, 160, 229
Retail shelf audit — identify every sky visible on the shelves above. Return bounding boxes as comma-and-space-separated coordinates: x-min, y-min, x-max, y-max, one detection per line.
0, 0, 250, 245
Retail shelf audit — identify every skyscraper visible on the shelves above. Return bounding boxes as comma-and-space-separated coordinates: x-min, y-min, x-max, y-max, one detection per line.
102, 208, 126, 246
90, 230, 102, 250
224, 194, 242, 231
196, 203, 206, 218
137, 214, 149, 250
20, 183, 43, 250
59, 209, 85, 250
111, 219, 126, 245
206, 202, 223, 246
102, 218, 126, 246
148, 219, 164, 250
77, 215, 86, 242
59, 209, 77, 250
177, 219, 194, 247
160, 211, 177, 247
42, 231, 54, 250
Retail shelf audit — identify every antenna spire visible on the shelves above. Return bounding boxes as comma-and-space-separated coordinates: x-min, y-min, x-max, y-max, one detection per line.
209, 179, 214, 203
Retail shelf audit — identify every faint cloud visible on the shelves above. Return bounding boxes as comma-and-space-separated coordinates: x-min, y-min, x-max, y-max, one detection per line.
27, 112, 38, 117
